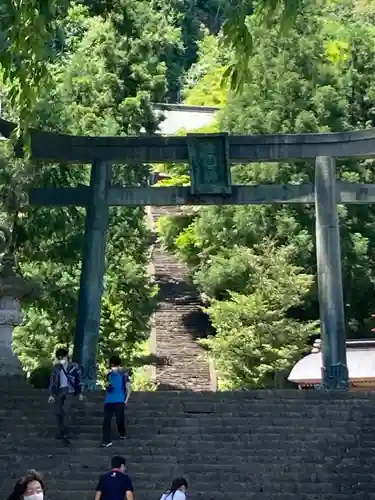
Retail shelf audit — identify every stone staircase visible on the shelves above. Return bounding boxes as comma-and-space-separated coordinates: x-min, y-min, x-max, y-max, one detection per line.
148, 206, 214, 391
2, 381, 375, 500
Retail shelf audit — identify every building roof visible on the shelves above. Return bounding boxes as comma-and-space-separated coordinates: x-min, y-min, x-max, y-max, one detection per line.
153, 103, 219, 135
154, 103, 220, 112
288, 339, 375, 384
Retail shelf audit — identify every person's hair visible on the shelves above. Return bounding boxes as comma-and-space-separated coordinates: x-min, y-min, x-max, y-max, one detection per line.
165, 478, 188, 499
109, 355, 121, 367
111, 455, 126, 469
55, 348, 69, 359
7, 470, 45, 500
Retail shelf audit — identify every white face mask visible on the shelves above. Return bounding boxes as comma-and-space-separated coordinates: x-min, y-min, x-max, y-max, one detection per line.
111, 366, 119, 372
59, 358, 67, 365
24, 493, 44, 500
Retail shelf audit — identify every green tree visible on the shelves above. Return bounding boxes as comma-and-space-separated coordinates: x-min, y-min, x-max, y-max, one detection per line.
200, 244, 317, 389
0, 0, 228, 118
0, 0, 69, 130
183, 34, 229, 107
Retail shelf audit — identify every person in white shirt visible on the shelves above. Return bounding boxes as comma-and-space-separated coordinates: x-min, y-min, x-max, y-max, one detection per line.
159, 478, 188, 500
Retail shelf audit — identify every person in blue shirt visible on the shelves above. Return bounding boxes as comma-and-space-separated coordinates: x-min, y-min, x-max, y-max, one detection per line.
101, 355, 132, 448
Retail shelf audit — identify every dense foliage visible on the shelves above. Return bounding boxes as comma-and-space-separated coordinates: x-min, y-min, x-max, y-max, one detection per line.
0, 0, 226, 124
200, 244, 317, 389
157, 0, 375, 388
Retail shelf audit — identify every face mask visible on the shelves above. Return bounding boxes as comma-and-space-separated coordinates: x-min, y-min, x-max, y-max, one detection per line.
111, 366, 119, 372
24, 493, 44, 500
59, 358, 67, 365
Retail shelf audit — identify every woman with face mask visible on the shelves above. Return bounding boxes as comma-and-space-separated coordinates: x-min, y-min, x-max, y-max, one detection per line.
160, 477, 188, 500
7, 470, 45, 500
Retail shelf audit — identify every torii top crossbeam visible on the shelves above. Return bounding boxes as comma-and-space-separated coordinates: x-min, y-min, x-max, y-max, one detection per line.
2, 118, 375, 163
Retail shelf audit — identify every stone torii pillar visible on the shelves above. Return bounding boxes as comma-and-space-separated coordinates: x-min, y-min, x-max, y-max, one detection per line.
315, 157, 348, 390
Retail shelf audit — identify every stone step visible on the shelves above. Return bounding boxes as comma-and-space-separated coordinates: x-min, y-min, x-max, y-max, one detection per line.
151, 355, 207, 366
1, 452, 369, 465
0, 444, 370, 459
2, 400, 375, 414
2, 392, 375, 404
2, 399, 375, 413
32, 479, 360, 490
0, 432, 362, 446
3, 458, 364, 473
1, 421, 362, 431
45, 482, 375, 492
2, 385, 375, 398
1, 404, 370, 416
1, 432, 358, 443
2, 404, 374, 418
3, 386, 373, 398
45, 495, 375, 500
0, 425, 360, 436
0, 450, 365, 462
46, 495, 375, 500
155, 300, 201, 307
149, 205, 212, 391
15, 476, 375, 489
9, 472, 374, 488
155, 305, 202, 312
2, 389, 374, 398
20, 483, 375, 497
6, 478, 375, 493
0, 404, 369, 414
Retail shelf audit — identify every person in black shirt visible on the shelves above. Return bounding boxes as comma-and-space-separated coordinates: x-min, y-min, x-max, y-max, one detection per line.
94, 456, 134, 500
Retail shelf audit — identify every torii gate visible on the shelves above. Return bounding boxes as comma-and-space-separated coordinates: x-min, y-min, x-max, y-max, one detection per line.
2, 118, 375, 391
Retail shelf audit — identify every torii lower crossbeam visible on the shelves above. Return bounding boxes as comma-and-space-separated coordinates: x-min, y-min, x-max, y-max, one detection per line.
30, 182, 375, 206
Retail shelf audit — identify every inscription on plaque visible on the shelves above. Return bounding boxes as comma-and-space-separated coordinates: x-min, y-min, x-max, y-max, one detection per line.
188, 133, 231, 195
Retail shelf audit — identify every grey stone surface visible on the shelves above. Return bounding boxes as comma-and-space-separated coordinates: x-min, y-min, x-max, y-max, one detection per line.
1, 386, 375, 500
150, 206, 213, 391
2, 116, 375, 163
0, 252, 37, 376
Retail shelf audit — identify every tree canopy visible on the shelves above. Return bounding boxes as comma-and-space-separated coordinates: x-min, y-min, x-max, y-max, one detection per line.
156, 0, 375, 387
